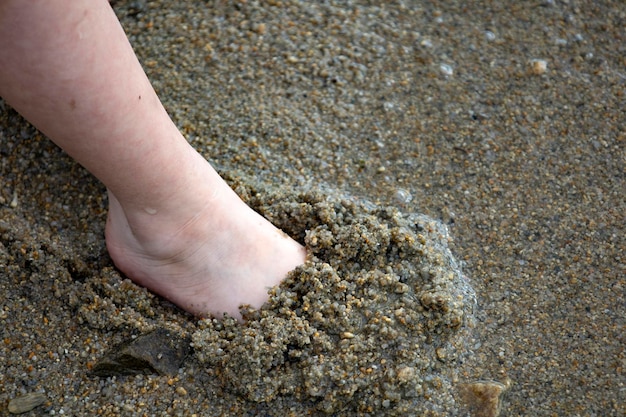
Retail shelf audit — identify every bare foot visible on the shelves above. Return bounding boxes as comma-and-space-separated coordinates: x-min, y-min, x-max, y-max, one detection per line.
104, 168, 306, 321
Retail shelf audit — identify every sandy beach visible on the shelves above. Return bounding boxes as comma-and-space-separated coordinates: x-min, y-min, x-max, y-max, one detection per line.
1, 0, 624, 415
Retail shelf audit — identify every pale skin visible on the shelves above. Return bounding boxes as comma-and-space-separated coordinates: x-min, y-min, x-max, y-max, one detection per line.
0, 0, 306, 320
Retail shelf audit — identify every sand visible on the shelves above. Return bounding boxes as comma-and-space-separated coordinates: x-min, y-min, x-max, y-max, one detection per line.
1, 0, 624, 415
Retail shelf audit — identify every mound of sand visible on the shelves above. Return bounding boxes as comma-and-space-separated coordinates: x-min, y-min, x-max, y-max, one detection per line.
193, 179, 476, 415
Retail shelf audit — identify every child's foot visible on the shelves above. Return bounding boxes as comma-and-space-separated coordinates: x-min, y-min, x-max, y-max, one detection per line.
104, 173, 306, 321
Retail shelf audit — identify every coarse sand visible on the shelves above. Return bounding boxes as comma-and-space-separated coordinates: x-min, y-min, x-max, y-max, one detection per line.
1, 0, 624, 416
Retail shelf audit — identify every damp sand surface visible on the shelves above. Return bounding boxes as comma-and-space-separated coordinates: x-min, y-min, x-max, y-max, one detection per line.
1, 1, 624, 416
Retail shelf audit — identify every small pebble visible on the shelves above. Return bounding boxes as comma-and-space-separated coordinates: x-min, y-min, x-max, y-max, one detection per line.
394, 188, 413, 204
9, 192, 18, 208
440, 63, 454, 76
8, 392, 46, 414
529, 59, 548, 75
396, 366, 416, 383
457, 380, 509, 417
253, 22, 266, 34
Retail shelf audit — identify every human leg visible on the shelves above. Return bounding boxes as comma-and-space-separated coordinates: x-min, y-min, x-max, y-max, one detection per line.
0, 0, 306, 319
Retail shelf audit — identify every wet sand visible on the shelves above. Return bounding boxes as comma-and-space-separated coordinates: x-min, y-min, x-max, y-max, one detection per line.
1, 0, 624, 415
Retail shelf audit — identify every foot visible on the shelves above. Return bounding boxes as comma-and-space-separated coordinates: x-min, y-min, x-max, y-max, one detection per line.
104, 173, 306, 321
